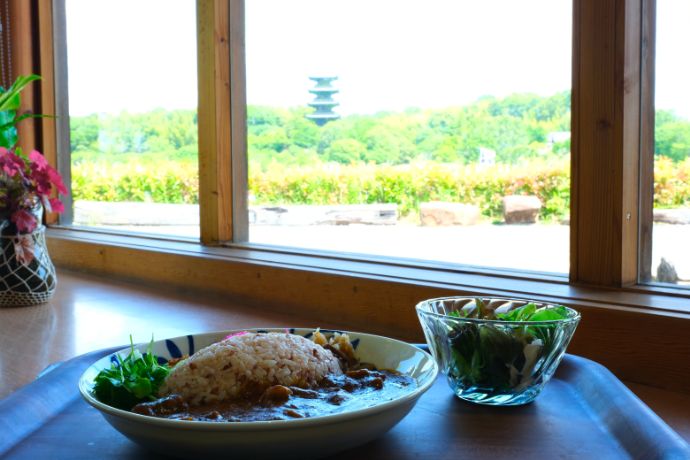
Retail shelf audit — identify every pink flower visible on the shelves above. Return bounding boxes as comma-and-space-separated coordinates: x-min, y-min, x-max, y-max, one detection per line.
1, 148, 67, 225
29, 150, 48, 171
11, 209, 38, 233
0, 149, 26, 177
47, 165, 68, 195
13, 234, 35, 265
48, 197, 64, 213
31, 168, 53, 196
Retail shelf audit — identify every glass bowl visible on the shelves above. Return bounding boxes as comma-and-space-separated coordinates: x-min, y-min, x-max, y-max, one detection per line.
416, 297, 580, 406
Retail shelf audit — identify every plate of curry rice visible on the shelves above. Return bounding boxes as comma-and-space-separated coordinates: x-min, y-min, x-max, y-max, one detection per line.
79, 328, 438, 459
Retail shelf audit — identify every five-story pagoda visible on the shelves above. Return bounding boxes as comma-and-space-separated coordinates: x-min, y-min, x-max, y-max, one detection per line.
306, 76, 340, 126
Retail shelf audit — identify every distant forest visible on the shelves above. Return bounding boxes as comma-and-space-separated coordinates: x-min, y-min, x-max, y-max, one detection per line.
69, 91, 690, 167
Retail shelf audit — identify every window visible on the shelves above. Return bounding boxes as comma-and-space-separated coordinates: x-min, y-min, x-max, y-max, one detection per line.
244, 0, 572, 275
60, 0, 199, 238
645, 0, 690, 288
28, 0, 688, 304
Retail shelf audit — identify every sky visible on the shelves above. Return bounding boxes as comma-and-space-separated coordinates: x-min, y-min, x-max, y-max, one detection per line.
65, 0, 690, 118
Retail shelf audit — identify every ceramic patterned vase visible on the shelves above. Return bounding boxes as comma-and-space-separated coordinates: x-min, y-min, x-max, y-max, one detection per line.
0, 224, 56, 306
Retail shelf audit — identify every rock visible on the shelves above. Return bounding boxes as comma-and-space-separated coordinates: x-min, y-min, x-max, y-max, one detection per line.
73, 201, 199, 226
252, 206, 289, 225
502, 195, 542, 224
419, 202, 481, 227
249, 204, 398, 226
653, 208, 690, 225
324, 204, 398, 225
656, 258, 679, 284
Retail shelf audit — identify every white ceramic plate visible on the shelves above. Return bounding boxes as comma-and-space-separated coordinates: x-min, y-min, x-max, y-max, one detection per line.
79, 328, 438, 459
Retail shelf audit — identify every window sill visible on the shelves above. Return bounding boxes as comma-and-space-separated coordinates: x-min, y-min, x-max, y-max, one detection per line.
46, 227, 690, 394
46, 227, 690, 313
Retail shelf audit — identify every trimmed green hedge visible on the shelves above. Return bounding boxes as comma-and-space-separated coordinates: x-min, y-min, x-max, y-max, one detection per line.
72, 157, 690, 221
72, 161, 198, 205
249, 160, 570, 221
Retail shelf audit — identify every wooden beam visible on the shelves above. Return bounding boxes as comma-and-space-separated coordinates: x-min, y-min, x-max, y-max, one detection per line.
197, 0, 233, 244
638, 0, 656, 283
49, 0, 73, 225
8, 0, 38, 155
571, 0, 642, 287
229, 0, 248, 242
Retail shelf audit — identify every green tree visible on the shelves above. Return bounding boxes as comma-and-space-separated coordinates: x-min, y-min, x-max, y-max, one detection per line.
655, 120, 690, 161
284, 108, 320, 148
70, 114, 100, 152
325, 139, 367, 163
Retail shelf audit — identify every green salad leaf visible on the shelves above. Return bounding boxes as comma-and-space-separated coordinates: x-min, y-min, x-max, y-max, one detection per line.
449, 299, 571, 322
93, 336, 170, 410
446, 301, 574, 393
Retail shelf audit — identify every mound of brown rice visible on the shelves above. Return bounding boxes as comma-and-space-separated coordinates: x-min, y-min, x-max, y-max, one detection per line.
158, 332, 343, 405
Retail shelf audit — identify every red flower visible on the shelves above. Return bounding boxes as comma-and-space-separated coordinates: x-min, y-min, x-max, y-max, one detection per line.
48, 197, 65, 213
1, 148, 67, 233
0, 148, 26, 177
11, 209, 38, 233
29, 150, 48, 171
47, 165, 68, 195
31, 167, 53, 196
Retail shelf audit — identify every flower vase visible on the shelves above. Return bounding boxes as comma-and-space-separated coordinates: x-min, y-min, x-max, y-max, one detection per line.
0, 224, 57, 307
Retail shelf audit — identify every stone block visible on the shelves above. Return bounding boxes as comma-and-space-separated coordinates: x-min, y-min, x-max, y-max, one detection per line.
502, 195, 542, 224
653, 208, 690, 225
420, 202, 481, 227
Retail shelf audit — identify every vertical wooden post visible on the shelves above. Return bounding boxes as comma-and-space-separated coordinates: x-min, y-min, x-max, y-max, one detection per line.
9, 0, 38, 155
197, 0, 233, 244
638, 0, 656, 283
36, 0, 56, 171
36, 0, 59, 224
571, 0, 642, 287
229, 0, 248, 242
49, 0, 72, 225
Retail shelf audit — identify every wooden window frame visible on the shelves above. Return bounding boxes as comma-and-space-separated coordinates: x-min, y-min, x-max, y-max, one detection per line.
14, 0, 690, 393
638, 0, 656, 285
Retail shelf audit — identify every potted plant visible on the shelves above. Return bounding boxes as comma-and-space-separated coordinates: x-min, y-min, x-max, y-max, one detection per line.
0, 74, 67, 306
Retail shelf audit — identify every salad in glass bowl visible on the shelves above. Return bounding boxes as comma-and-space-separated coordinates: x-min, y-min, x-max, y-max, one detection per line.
416, 297, 580, 405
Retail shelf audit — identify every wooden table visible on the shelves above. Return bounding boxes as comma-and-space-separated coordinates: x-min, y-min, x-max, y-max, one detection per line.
1, 269, 689, 455
0, 269, 343, 401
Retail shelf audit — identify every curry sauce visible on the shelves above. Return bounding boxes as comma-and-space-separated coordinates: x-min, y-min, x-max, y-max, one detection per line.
132, 368, 415, 422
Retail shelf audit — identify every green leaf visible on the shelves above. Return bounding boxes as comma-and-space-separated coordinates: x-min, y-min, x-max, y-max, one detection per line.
0, 93, 21, 112
474, 298, 485, 318
128, 377, 153, 399
92, 335, 170, 410
0, 110, 17, 148
0, 113, 55, 131
528, 306, 570, 321
447, 304, 573, 392
0, 75, 40, 112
